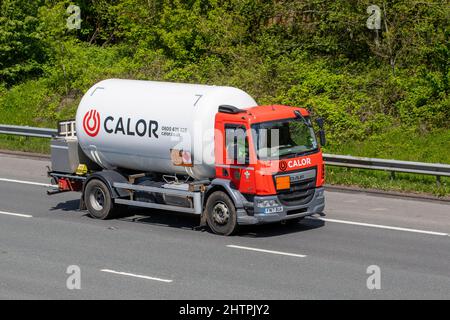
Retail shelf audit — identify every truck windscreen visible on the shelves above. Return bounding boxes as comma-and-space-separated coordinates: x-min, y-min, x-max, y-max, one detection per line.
252, 117, 318, 160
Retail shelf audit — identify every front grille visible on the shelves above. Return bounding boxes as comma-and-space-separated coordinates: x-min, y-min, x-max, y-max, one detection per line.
287, 208, 308, 215
289, 177, 316, 192
278, 188, 315, 206
275, 168, 317, 206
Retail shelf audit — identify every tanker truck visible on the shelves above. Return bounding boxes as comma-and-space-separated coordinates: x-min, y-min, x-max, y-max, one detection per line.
48, 79, 326, 235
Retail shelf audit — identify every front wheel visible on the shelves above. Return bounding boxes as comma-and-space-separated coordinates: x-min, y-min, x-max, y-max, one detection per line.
205, 191, 238, 236
84, 179, 118, 220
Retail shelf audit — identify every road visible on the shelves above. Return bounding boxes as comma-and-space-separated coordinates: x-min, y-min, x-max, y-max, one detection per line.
0, 153, 449, 299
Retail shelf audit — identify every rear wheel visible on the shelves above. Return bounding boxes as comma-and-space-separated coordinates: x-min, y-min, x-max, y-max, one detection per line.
84, 179, 118, 220
205, 191, 238, 236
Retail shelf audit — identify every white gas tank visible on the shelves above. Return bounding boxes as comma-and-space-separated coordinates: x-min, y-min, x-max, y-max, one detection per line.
76, 79, 257, 179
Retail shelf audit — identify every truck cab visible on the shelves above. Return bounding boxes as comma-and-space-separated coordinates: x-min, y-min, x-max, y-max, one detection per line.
208, 105, 325, 232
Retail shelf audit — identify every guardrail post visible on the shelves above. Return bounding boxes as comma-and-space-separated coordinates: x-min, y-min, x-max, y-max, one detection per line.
390, 171, 395, 181
436, 176, 441, 187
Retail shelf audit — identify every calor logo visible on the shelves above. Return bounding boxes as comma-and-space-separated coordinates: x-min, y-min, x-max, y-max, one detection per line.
279, 158, 312, 172
83, 109, 101, 137
279, 160, 287, 171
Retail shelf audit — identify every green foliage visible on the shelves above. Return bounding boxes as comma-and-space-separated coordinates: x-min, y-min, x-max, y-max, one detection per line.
0, 0, 47, 85
0, 79, 54, 125
0, 0, 448, 195
1, 0, 448, 129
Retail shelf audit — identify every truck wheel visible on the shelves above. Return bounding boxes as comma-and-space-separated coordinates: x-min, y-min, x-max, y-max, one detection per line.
84, 179, 118, 220
205, 191, 238, 236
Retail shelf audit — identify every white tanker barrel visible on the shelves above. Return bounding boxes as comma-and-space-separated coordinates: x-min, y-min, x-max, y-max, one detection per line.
75, 79, 257, 180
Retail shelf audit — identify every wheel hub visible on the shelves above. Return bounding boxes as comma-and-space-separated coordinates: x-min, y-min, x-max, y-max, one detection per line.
212, 202, 230, 225
90, 187, 105, 211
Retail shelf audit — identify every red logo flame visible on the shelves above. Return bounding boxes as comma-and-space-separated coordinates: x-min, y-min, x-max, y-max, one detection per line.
279, 160, 287, 172
83, 109, 101, 137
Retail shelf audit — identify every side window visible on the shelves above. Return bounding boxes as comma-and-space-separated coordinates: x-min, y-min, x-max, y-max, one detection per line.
225, 125, 249, 165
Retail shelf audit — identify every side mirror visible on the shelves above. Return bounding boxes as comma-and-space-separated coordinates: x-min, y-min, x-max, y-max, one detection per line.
316, 117, 324, 129
319, 129, 326, 147
315, 117, 326, 146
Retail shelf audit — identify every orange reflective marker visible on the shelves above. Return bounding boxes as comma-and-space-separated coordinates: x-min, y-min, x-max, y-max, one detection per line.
276, 176, 290, 190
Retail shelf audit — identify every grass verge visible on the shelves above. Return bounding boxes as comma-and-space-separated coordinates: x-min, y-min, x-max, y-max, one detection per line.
0, 135, 50, 154
326, 167, 449, 197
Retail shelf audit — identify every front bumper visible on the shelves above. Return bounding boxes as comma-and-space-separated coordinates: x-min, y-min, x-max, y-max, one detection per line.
237, 187, 325, 225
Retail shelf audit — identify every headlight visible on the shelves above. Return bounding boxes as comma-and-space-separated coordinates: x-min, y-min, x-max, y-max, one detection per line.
256, 199, 280, 208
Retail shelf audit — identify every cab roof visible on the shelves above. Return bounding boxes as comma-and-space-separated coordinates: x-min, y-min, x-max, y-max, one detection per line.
216, 105, 310, 125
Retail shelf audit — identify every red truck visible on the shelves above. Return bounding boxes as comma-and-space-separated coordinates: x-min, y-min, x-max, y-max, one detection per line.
49, 80, 326, 235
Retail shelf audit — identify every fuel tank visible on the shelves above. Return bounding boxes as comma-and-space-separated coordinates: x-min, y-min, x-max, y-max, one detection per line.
76, 79, 257, 179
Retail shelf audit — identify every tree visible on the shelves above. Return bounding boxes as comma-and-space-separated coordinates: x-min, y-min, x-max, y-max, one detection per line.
0, 0, 47, 85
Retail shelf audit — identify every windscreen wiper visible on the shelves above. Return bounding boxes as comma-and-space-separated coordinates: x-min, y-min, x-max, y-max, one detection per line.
294, 110, 312, 127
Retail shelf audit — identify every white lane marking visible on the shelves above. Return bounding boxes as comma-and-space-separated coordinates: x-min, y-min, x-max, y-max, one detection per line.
227, 245, 307, 258
2, 175, 447, 238
100, 269, 173, 283
0, 210, 33, 218
318, 218, 448, 237
0, 178, 52, 188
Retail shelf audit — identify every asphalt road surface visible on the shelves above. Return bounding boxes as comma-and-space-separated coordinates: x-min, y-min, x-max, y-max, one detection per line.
0, 153, 449, 299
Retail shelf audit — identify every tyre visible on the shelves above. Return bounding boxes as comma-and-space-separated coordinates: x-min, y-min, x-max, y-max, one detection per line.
205, 191, 238, 236
84, 179, 118, 220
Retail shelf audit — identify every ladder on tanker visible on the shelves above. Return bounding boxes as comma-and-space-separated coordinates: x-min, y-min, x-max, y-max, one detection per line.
57, 120, 77, 138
